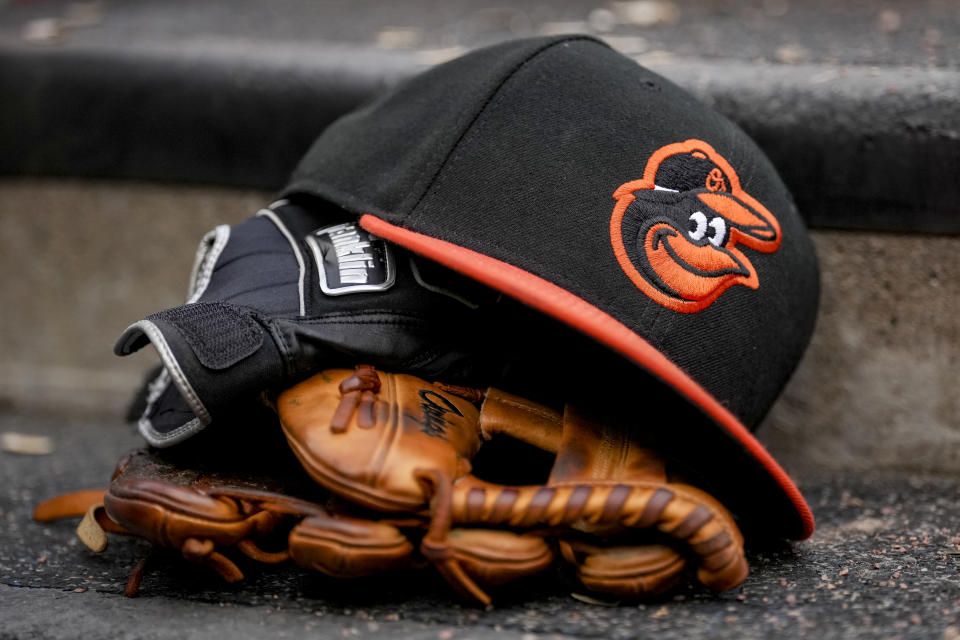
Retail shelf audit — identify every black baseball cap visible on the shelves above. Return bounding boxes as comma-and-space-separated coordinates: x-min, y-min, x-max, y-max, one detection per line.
283, 35, 819, 539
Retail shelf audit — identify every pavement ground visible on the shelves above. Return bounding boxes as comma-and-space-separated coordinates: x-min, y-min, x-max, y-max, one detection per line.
1, 411, 958, 640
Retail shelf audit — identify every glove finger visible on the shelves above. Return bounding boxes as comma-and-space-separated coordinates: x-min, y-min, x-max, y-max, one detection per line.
102, 450, 317, 561
289, 514, 414, 577
445, 528, 554, 587
105, 478, 282, 549
559, 539, 687, 599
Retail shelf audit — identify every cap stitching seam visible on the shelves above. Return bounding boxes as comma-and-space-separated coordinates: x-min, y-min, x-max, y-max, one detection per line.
406, 35, 605, 221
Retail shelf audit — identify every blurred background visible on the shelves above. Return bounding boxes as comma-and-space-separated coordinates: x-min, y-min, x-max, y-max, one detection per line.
0, 0, 958, 476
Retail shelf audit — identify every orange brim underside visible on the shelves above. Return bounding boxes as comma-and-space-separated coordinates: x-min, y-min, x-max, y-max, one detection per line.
360, 214, 814, 540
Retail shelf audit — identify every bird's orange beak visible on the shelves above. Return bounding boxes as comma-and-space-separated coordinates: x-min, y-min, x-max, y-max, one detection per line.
645, 223, 756, 302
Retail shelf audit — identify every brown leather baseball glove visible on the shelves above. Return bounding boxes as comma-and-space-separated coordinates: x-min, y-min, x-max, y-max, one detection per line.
34, 444, 553, 599
35, 365, 747, 606
276, 365, 748, 605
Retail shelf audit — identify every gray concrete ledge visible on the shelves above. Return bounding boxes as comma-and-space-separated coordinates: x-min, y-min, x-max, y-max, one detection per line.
656, 60, 960, 234
0, 179, 261, 416
2, 178, 957, 472
1, 1, 958, 233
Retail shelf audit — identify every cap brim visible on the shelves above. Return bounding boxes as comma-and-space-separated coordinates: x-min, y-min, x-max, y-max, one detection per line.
361, 213, 814, 540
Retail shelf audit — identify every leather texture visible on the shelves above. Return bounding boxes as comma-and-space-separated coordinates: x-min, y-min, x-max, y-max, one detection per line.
279, 367, 483, 511
34, 443, 554, 604
278, 366, 749, 603
34, 366, 747, 606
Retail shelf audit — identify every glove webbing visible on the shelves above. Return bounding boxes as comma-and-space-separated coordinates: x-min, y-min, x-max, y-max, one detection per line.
413, 469, 741, 605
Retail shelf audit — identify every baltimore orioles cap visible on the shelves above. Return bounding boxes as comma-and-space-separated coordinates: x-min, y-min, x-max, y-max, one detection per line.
282, 35, 820, 540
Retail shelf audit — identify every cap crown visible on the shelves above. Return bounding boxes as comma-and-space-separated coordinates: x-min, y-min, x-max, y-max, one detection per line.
286, 35, 819, 431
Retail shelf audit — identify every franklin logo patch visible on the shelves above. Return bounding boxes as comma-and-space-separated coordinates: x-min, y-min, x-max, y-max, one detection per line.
609, 139, 782, 313
307, 223, 396, 296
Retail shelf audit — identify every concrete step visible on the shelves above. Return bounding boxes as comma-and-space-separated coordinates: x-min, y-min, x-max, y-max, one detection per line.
1, 178, 957, 474
1, 0, 958, 232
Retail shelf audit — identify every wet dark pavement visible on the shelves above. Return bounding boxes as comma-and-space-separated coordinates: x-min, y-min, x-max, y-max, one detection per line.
2, 411, 958, 640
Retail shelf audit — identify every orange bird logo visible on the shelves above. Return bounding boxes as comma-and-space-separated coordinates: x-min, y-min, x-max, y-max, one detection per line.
609, 140, 782, 313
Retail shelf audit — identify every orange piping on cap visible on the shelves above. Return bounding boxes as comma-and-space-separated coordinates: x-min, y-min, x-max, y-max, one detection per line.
360, 214, 814, 540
